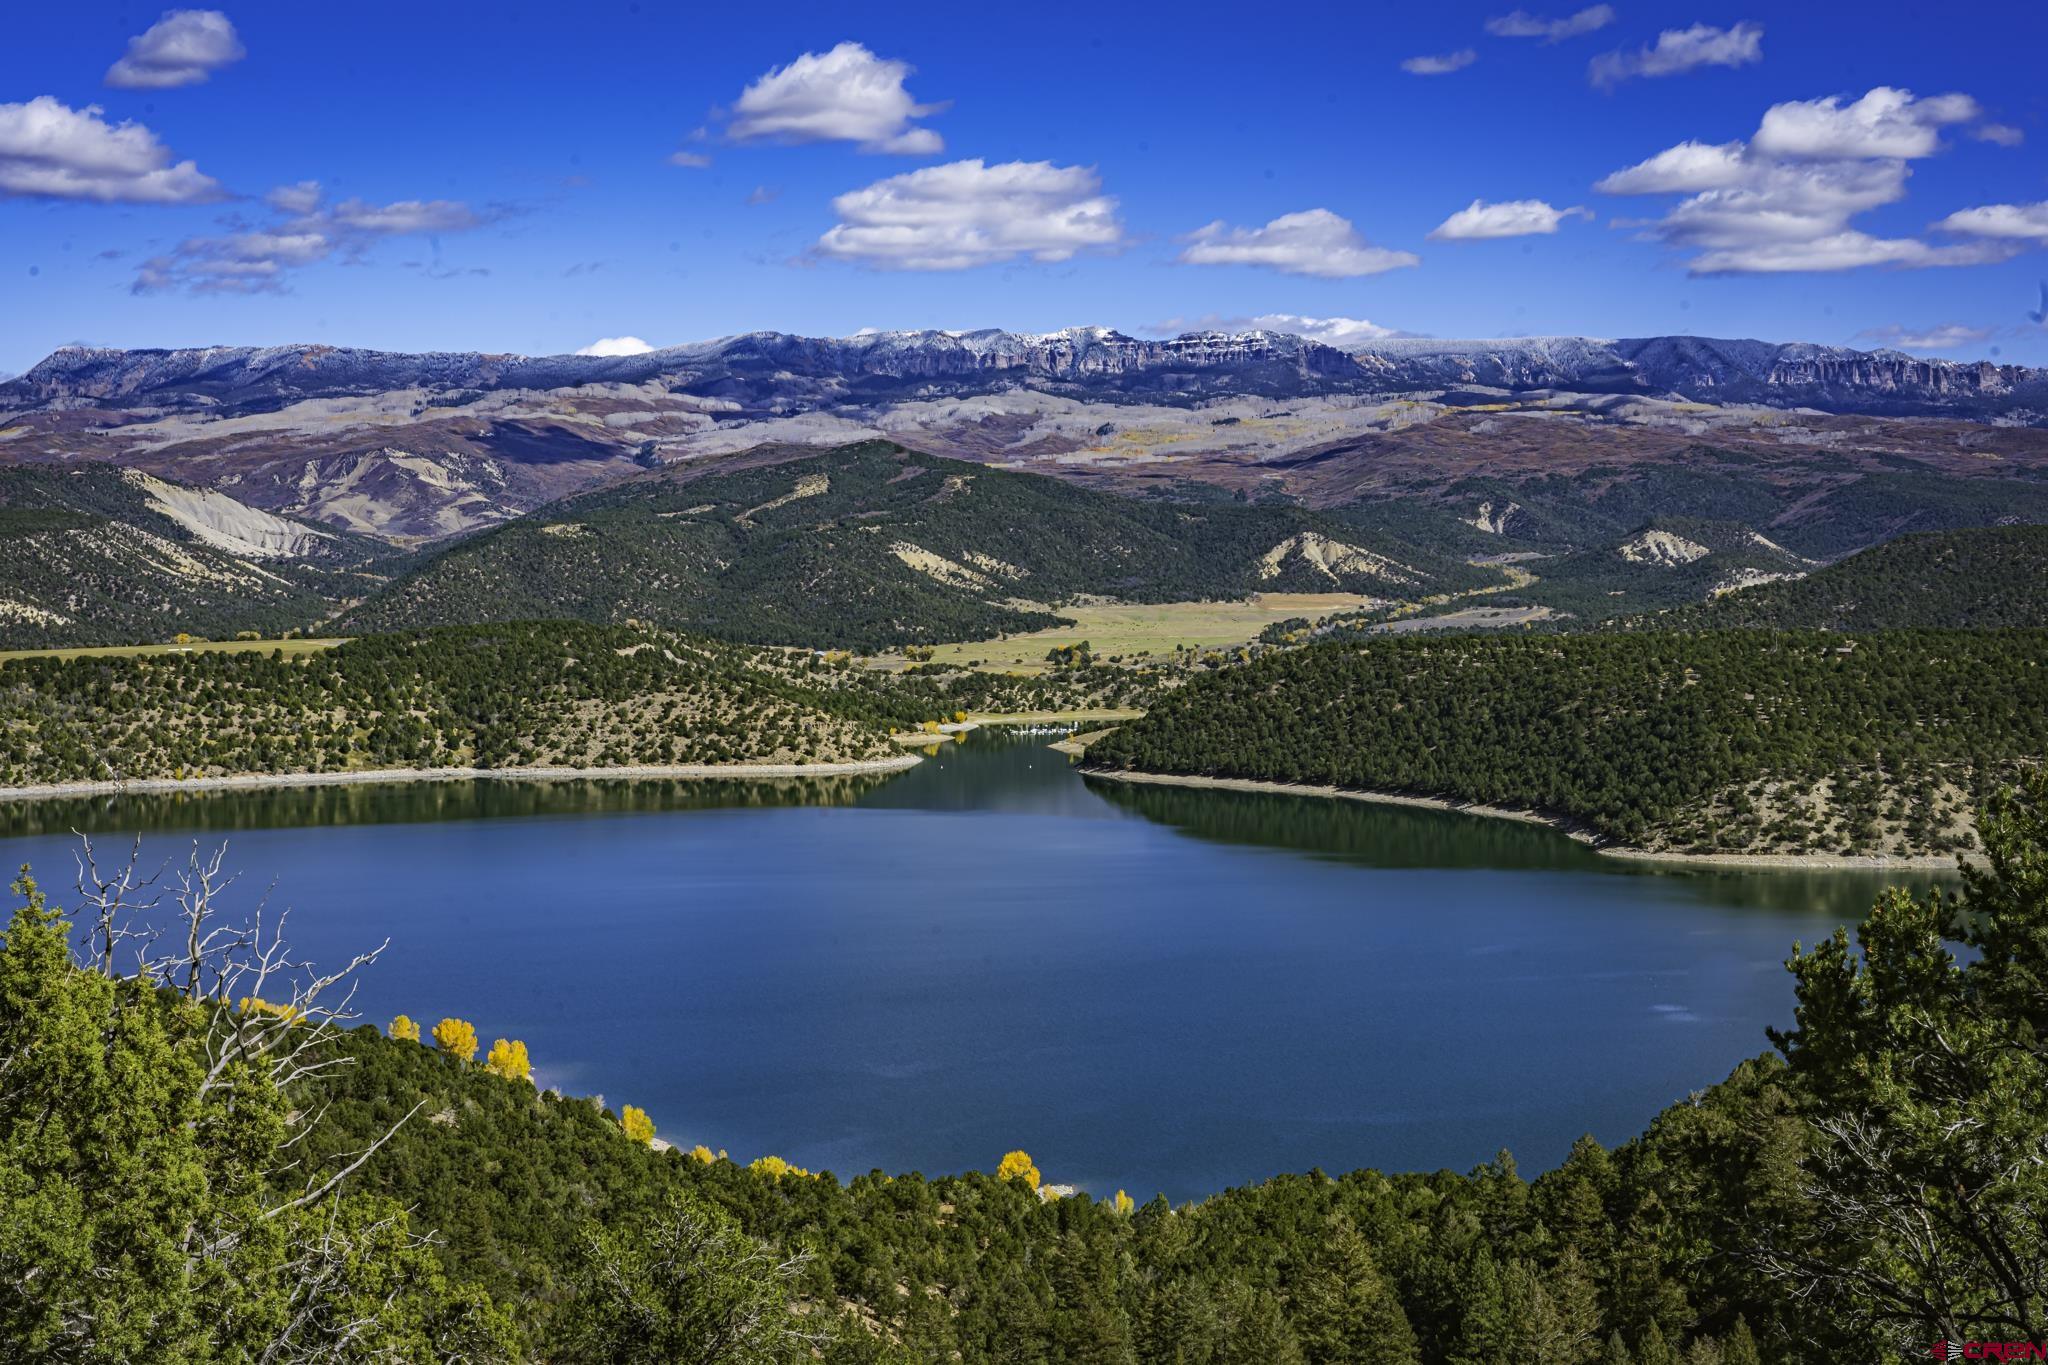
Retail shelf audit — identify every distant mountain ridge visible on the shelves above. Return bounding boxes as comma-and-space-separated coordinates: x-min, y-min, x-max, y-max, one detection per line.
8, 328, 2044, 422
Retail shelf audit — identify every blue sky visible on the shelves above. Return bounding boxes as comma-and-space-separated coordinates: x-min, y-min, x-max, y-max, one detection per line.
3, 1, 2045, 374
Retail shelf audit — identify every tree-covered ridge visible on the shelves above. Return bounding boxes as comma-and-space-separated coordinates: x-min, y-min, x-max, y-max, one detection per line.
1498, 517, 1814, 622
0, 621, 1161, 788
0, 464, 389, 651
1086, 630, 2048, 856
1632, 524, 2048, 631
11, 774, 2039, 1360
338, 441, 1490, 650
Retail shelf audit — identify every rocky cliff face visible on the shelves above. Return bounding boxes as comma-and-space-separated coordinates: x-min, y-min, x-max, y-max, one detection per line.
5, 329, 2043, 423
1605, 337, 2034, 410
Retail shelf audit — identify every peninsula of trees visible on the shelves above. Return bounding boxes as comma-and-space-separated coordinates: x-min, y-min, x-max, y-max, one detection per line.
1085, 629, 2048, 858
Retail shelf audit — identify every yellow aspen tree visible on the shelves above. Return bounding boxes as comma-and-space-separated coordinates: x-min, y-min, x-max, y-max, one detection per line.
389, 1014, 420, 1042
432, 1017, 478, 1062
688, 1145, 718, 1164
996, 1150, 1041, 1189
1114, 1190, 1135, 1215
483, 1038, 531, 1082
621, 1105, 656, 1145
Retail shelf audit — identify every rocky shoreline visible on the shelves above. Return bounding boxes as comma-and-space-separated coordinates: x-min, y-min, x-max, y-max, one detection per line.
0, 754, 924, 804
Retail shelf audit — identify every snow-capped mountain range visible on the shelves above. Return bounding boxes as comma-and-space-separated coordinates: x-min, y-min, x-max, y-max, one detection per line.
6, 328, 2044, 423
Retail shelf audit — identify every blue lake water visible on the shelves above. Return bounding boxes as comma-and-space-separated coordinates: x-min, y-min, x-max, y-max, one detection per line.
0, 732, 1948, 1202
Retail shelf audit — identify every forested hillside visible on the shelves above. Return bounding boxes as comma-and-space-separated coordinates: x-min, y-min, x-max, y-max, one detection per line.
9, 776, 2046, 1360
1086, 630, 2048, 857
0, 622, 1156, 788
1636, 524, 2048, 631
339, 442, 1489, 649
1505, 518, 1813, 621
0, 465, 388, 650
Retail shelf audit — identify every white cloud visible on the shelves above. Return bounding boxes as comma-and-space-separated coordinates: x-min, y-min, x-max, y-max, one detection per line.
265, 180, 323, 215
1753, 87, 1978, 160
1429, 198, 1591, 240
668, 150, 712, 169
106, 9, 245, 89
1597, 85, 2023, 274
1595, 140, 1751, 194
328, 198, 482, 233
1648, 159, 1911, 247
1936, 201, 2048, 243
1590, 22, 1763, 88
136, 190, 493, 294
728, 42, 944, 154
1179, 209, 1419, 278
1150, 314, 1414, 347
574, 336, 656, 356
1402, 50, 1477, 76
0, 96, 223, 204
1685, 233, 2009, 275
135, 229, 332, 294
1974, 123, 2024, 148
1854, 323, 1994, 350
1485, 6, 1615, 40
815, 159, 1124, 270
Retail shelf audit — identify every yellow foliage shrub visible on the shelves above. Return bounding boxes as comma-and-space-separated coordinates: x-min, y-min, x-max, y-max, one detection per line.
483, 1038, 531, 1082
432, 1017, 478, 1062
749, 1154, 815, 1180
996, 1150, 1041, 1189
389, 1014, 421, 1043
688, 1144, 718, 1164
1113, 1190, 1135, 1215
621, 1105, 656, 1145
236, 996, 300, 1024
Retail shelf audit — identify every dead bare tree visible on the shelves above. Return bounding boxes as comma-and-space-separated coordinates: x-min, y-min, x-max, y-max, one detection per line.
43, 834, 458, 1363
71, 830, 163, 976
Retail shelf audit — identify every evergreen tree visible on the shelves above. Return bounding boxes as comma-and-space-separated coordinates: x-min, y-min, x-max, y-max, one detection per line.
1213, 1284, 1302, 1365
0, 869, 513, 1360
1291, 1216, 1418, 1365
554, 1191, 808, 1365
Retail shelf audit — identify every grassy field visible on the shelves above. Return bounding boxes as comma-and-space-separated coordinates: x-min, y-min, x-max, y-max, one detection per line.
0, 637, 347, 664
910, 594, 1376, 673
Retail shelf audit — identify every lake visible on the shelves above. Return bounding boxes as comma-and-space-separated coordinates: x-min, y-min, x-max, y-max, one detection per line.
0, 730, 1949, 1202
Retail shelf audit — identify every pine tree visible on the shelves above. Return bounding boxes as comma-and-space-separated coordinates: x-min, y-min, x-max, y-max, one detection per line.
1214, 1284, 1302, 1365
1293, 1216, 1419, 1365
1721, 1316, 1762, 1365
1637, 1320, 1682, 1365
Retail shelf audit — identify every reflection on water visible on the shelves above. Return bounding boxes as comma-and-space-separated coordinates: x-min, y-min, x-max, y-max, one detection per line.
0, 771, 896, 840
1088, 774, 1955, 918
1089, 778, 1607, 871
